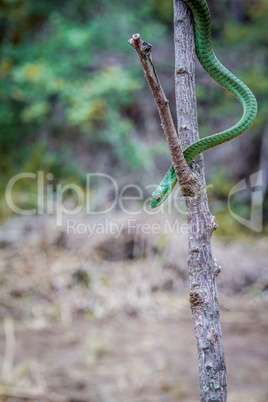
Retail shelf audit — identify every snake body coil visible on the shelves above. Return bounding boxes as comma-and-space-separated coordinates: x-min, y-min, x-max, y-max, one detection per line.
150, 0, 257, 208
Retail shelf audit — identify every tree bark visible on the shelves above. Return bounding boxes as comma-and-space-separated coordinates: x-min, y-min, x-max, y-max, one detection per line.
129, 1, 227, 399
128, 33, 199, 196
174, 1, 227, 401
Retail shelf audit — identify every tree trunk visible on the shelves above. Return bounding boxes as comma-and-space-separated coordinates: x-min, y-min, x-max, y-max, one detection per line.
174, 1, 227, 401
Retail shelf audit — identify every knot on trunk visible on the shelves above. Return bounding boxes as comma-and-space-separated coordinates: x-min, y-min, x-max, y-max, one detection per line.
189, 290, 206, 308
180, 175, 200, 197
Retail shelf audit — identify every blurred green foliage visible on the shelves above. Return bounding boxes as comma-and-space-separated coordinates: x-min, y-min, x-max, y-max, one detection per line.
0, 0, 267, 233
0, 0, 167, 205
222, 0, 268, 133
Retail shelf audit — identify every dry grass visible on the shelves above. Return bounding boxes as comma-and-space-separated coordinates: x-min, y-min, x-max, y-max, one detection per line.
0, 213, 267, 401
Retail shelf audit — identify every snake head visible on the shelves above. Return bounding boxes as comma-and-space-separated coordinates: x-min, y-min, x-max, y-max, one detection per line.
150, 188, 165, 208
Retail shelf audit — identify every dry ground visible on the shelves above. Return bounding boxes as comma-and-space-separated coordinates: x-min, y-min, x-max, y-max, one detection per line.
0, 213, 267, 401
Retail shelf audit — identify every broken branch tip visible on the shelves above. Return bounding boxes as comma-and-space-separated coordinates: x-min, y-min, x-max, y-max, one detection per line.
133, 33, 140, 41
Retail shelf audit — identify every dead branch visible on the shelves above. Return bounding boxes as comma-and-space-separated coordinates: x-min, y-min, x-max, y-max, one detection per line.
128, 33, 199, 197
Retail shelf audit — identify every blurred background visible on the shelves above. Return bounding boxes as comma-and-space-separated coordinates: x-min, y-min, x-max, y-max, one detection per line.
0, 0, 268, 400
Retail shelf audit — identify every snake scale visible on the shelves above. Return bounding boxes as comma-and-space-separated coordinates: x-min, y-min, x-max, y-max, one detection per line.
150, 0, 257, 208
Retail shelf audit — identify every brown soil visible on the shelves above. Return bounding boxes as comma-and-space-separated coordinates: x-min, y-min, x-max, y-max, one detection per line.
0, 213, 267, 402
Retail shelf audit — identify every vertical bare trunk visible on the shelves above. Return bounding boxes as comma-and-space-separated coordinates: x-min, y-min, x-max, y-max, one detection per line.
129, 1, 227, 398
174, 1, 227, 401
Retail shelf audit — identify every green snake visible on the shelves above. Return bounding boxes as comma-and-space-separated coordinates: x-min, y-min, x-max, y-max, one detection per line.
150, 0, 257, 208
